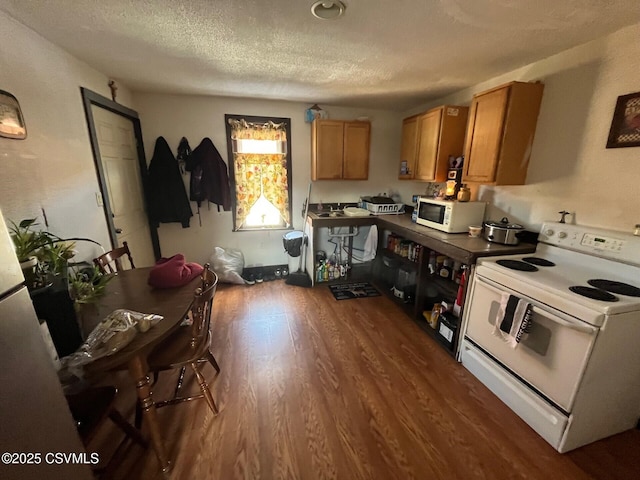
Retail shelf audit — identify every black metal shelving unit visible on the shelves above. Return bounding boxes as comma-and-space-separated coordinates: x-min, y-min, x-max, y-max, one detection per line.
373, 231, 466, 358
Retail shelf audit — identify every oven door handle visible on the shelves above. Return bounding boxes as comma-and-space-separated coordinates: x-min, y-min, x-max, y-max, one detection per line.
475, 276, 598, 335
529, 306, 597, 334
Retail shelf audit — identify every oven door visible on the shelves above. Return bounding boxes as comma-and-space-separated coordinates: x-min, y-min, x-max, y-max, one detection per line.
464, 274, 599, 412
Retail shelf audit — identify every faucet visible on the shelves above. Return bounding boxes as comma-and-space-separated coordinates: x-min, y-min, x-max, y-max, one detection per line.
558, 210, 571, 223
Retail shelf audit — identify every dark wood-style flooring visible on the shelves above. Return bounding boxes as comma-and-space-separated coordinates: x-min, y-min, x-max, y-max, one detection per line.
97, 281, 640, 479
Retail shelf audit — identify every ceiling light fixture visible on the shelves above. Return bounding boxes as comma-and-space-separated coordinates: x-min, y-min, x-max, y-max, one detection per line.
311, 1, 346, 20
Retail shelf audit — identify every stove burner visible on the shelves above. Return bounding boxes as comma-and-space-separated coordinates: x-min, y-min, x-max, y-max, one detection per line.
587, 279, 640, 297
522, 257, 556, 267
496, 260, 539, 272
569, 286, 619, 302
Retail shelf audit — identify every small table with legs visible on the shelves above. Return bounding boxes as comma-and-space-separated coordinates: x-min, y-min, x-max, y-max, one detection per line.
84, 267, 199, 475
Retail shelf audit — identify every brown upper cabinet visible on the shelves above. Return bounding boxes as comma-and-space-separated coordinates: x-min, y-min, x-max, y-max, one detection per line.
463, 81, 544, 185
312, 119, 371, 180
399, 105, 468, 182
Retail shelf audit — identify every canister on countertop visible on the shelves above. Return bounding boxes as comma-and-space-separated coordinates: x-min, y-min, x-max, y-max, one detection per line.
457, 186, 471, 202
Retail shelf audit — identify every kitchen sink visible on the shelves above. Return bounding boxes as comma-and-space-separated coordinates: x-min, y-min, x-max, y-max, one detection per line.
316, 210, 344, 217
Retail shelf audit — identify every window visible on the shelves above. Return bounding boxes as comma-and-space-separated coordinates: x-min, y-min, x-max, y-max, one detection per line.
225, 115, 293, 231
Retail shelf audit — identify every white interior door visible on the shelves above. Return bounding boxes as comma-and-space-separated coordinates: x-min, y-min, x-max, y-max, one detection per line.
91, 105, 155, 268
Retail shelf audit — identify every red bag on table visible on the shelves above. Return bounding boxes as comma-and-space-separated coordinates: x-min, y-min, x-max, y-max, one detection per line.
147, 254, 203, 289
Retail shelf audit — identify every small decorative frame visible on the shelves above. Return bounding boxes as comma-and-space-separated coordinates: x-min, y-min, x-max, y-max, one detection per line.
606, 91, 640, 148
0, 89, 27, 139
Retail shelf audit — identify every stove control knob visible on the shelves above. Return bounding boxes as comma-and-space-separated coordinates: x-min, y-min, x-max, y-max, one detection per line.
558, 231, 567, 239
544, 229, 554, 236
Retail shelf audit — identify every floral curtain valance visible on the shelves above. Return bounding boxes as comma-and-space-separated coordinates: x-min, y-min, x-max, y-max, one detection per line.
228, 118, 287, 141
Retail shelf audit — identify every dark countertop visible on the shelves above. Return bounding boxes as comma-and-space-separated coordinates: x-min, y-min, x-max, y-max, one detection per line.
308, 212, 536, 265
307, 210, 377, 227
376, 214, 536, 264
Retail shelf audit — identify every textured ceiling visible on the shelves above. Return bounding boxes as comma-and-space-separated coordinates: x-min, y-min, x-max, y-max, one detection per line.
2, 0, 639, 110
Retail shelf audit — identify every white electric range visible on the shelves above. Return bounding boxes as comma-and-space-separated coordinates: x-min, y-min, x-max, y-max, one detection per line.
460, 222, 640, 452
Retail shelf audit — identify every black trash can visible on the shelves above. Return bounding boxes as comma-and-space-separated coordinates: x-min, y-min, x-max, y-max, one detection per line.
283, 230, 307, 274
283, 231, 306, 257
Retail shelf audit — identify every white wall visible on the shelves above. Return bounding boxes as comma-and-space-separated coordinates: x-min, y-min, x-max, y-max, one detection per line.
133, 93, 412, 267
4, 7, 638, 271
408, 22, 640, 234
0, 11, 133, 260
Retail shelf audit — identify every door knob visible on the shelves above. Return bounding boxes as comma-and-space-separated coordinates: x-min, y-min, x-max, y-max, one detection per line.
115, 228, 123, 234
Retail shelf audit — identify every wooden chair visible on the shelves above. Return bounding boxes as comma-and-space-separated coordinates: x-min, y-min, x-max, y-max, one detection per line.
93, 241, 135, 274
66, 386, 147, 475
136, 265, 220, 426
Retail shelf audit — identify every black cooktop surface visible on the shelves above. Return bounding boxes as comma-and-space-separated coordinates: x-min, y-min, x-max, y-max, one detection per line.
522, 257, 556, 267
587, 279, 640, 297
496, 259, 539, 272
569, 286, 619, 302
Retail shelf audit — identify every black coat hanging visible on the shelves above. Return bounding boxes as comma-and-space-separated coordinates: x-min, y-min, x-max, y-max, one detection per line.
188, 137, 231, 212
176, 137, 192, 174
147, 136, 193, 228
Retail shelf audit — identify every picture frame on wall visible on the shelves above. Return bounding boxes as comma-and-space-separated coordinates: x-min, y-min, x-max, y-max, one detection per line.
606, 91, 640, 148
0, 89, 27, 140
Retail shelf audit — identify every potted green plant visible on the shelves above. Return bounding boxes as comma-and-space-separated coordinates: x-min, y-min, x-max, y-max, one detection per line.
9, 218, 62, 290
10, 218, 102, 292
69, 265, 113, 306
69, 265, 114, 336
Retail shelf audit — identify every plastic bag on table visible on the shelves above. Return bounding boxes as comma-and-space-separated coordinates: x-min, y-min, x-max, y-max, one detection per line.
62, 309, 163, 370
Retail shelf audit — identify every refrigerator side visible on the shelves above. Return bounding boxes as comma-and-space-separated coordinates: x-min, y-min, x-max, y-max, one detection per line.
0, 208, 93, 479
0, 209, 24, 297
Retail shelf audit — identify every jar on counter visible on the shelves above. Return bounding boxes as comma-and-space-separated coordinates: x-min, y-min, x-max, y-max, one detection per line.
457, 186, 471, 202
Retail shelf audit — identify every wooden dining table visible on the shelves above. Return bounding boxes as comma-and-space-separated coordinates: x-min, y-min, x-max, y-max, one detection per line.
83, 267, 200, 475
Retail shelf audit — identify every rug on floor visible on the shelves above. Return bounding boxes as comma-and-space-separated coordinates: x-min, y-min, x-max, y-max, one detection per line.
329, 282, 381, 300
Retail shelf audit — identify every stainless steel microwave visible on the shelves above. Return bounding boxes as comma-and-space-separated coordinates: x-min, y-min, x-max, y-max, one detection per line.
416, 198, 486, 233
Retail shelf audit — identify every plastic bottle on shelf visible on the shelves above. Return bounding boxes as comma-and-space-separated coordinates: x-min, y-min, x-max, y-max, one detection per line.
452, 261, 462, 282
453, 267, 467, 317
429, 303, 441, 329
316, 263, 322, 283
428, 251, 437, 274
387, 233, 395, 251
440, 258, 452, 278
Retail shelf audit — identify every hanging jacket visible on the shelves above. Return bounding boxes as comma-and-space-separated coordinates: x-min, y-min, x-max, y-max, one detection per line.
176, 136, 192, 174
148, 136, 193, 228
187, 137, 231, 211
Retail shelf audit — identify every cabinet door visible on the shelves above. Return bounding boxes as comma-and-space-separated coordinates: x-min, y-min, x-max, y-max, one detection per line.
463, 87, 509, 183
399, 115, 419, 179
414, 108, 442, 181
312, 120, 344, 180
343, 121, 370, 180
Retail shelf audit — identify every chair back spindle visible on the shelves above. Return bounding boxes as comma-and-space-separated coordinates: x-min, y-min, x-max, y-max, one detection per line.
93, 241, 136, 274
